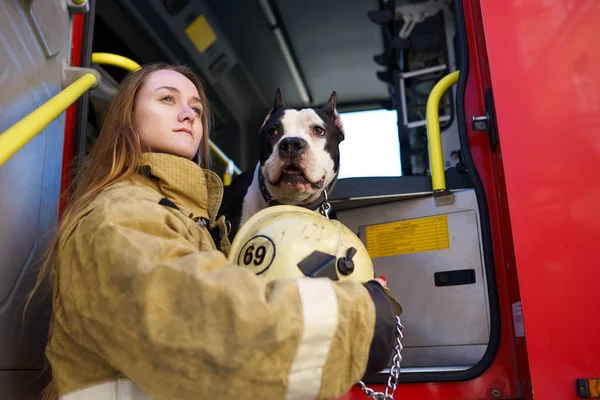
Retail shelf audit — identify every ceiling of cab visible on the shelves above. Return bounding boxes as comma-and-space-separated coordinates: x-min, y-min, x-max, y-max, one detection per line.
206, 0, 389, 109
276, 0, 389, 106
96, 0, 391, 116
93, 0, 448, 168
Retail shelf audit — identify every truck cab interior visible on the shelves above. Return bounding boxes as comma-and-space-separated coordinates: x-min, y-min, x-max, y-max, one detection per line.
1, 0, 502, 398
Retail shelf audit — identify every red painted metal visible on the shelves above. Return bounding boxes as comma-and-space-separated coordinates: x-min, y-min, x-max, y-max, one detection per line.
338, 1, 529, 398
479, 0, 600, 399
60, 14, 85, 218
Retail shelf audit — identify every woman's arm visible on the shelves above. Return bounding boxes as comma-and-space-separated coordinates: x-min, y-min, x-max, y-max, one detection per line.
56, 197, 395, 399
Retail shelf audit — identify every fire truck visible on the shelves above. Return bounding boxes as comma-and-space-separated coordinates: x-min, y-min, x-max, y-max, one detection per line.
1, 0, 598, 399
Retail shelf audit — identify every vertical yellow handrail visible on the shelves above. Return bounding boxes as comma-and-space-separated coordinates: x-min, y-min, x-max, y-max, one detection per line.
0, 73, 99, 167
426, 70, 459, 192
91, 53, 241, 177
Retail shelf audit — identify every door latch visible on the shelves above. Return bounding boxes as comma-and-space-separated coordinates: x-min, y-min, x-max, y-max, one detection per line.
471, 88, 499, 152
472, 115, 489, 131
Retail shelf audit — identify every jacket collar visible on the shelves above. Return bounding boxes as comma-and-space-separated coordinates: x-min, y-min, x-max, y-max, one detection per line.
132, 153, 223, 221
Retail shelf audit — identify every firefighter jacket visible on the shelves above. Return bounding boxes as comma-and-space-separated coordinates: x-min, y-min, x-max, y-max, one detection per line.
45, 152, 387, 400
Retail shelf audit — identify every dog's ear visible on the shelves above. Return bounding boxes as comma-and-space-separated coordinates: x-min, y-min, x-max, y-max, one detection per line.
260, 88, 285, 131
273, 88, 285, 110
323, 90, 338, 114
322, 91, 345, 137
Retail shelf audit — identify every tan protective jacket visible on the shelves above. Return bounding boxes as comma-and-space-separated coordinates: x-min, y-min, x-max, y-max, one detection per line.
46, 153, 377, 400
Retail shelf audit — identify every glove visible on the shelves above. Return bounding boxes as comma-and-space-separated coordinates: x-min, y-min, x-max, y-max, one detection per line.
362, 280, 403, 376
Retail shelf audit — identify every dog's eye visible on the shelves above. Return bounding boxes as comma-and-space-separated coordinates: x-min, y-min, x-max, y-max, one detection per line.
268, 127, 279, 136
312, 126, 326, 136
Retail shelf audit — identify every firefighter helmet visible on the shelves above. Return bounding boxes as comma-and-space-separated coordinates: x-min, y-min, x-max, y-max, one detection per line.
228, 205, 375, 282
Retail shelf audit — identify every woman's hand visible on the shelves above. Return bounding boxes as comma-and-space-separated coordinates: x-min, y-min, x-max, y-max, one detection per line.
374, 275, 387, 288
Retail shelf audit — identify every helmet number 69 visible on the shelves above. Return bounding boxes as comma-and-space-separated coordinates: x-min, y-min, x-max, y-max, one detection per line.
236, 234, 277, 276
244, 245, 266, 266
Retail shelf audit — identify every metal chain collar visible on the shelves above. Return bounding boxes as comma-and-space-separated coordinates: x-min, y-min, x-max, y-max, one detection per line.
318, 194, 405, 399
358, 315, 405, 400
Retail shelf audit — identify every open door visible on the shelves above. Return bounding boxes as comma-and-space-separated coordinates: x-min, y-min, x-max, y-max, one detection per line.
477, 1, 600, 399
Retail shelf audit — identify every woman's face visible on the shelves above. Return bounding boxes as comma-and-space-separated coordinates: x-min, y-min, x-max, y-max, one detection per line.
134, 70, 204, 160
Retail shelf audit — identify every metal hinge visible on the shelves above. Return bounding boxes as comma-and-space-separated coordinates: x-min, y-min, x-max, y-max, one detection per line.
433, 189, 455, 206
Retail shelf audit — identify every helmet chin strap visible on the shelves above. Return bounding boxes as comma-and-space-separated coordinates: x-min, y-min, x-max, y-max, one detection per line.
258, 167, 340, 213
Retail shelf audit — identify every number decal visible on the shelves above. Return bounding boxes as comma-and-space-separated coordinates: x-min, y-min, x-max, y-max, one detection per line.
242, 245, 267, 266
237, 235, 276, 275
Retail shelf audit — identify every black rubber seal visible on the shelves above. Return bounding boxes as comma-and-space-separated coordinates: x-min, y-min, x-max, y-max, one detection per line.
73, 0, 97, 170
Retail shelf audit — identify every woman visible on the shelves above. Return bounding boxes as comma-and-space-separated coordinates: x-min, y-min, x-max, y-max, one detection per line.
35, 63, 400, 399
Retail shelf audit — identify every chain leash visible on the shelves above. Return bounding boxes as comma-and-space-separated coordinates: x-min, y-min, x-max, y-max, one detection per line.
358, 315, 404, 400
318, 193, 404, 399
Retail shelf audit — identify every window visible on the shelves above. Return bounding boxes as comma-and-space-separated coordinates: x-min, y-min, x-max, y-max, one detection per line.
337, 109, 402, 179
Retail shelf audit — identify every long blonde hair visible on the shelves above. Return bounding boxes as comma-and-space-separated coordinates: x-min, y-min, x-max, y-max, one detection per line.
27, 62, 212, 399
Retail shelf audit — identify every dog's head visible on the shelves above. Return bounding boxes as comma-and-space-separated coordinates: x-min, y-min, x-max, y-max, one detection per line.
259, 89, 345, 206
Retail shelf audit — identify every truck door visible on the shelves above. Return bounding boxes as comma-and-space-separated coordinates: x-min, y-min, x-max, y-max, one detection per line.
478, 1, 600, 399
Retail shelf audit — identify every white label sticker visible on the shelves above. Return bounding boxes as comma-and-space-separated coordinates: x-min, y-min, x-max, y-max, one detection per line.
512, 301, 525, 337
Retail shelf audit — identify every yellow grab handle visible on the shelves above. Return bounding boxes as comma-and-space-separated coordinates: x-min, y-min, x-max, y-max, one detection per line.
211, 143, 242, 176
0, 73, 98, 167
426, 70, 459, 192
223, 174, 232, 186
223, 160, 237, 186
91, 53, 142, 72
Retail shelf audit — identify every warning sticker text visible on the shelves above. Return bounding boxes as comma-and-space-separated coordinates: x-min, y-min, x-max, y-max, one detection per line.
365, 215, 450, 258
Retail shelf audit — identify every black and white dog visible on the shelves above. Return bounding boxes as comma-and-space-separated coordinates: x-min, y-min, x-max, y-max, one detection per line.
221, 89, 345, 239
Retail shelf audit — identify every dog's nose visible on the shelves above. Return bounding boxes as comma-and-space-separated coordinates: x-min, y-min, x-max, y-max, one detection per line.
278, 137, 307, 156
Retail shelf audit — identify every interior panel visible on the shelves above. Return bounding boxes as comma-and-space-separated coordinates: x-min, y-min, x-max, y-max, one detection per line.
336, 189, 490, 369
0, 0, 67, 394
